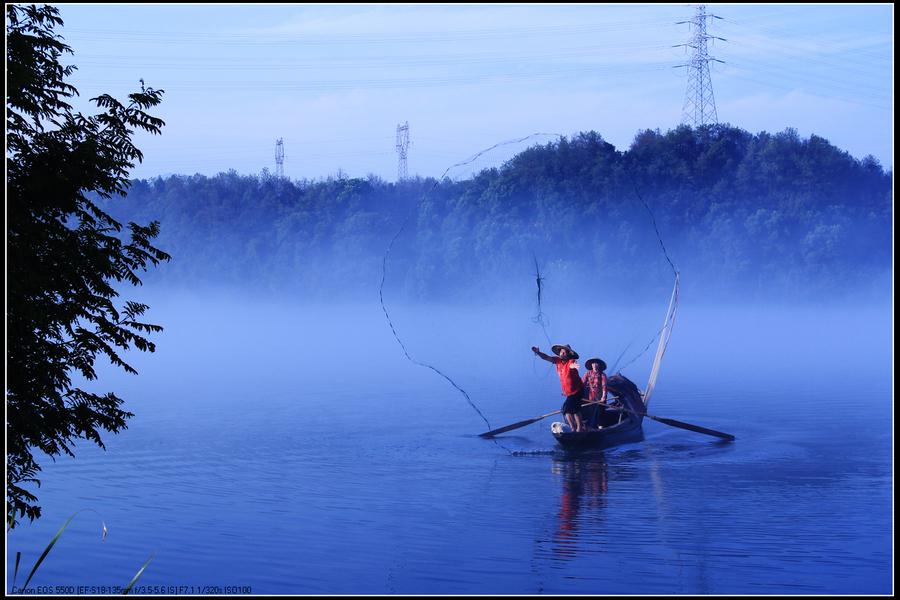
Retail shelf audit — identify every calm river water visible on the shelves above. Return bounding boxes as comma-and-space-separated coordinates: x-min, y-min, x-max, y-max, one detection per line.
6, 294, 893, 595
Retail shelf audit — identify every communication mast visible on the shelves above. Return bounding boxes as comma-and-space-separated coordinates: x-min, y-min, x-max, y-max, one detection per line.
679, 5, 722, 127
396, 122, 410, 181
275, 138, 284, 178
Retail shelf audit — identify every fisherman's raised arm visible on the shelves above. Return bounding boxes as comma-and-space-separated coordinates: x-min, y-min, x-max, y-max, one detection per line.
531, 346, 555, 362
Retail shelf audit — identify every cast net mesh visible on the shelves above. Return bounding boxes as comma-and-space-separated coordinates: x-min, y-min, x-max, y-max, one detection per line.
379, 132, 678, 432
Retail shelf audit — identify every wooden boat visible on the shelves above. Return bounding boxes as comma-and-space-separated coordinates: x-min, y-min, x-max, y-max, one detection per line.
551, 374, 646, 450
477, 276, 719, 446
483, 274, 730, 445
551, 274, 680, 451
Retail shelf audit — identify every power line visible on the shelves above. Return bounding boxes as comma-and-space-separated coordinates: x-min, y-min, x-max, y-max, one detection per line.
61, 18, 678, 46
721, 16, 892, 62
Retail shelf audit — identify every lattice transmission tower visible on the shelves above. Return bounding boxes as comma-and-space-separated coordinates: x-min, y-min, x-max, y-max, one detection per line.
396, 122, 410, 181
275, 138, 284, 178
679, 5, 722, 127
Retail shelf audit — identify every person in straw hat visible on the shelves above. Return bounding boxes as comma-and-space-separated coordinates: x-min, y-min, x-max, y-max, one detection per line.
582, 358, 608, 429
531, 343, 586, 432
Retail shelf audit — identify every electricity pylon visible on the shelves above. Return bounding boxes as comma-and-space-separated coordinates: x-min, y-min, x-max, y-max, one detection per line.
396, 122, 409, 181
275, 138, 284, 178
679, 5, 722, 127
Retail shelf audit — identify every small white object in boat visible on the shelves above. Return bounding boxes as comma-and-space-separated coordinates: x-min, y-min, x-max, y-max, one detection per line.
551, 422, 572, 434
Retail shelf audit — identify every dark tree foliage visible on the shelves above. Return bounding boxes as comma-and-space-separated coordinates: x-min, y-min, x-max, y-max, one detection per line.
95, 130, 890, 303
6, 5, 170, 528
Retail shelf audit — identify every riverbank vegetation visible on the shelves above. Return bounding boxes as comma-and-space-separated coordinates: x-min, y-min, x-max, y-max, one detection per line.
100, 125, 891, 303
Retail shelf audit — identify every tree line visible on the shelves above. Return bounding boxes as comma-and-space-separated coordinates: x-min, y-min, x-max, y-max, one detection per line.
99, 124, 892, 302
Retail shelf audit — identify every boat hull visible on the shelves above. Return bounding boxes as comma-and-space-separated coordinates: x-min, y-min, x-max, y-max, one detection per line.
552, 373, 647, 450
551, 416, 643, 450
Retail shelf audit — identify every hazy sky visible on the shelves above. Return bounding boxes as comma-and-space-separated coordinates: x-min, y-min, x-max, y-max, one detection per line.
51, 3, 893, 182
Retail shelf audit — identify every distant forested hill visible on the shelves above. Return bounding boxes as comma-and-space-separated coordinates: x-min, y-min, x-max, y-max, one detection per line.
96, 124, 892, 302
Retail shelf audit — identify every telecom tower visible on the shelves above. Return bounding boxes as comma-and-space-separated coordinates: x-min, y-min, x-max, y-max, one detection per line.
275, 138, 284, 178
396, 122, 410, 181
680, 5, 721, 127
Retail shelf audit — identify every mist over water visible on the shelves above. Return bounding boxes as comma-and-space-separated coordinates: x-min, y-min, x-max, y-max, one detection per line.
7, 287, 892, 594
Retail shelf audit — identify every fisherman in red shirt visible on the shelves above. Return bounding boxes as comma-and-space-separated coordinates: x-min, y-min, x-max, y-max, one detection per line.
531, 343, 586, 432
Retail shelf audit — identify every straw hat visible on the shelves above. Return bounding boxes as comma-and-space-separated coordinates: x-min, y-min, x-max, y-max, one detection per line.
550, 344, 579, 360
585, 358, 607, 372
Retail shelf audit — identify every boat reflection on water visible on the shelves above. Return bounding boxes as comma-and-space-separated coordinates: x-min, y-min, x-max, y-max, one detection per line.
552, 457, 609, 559
549, 436, 644, 562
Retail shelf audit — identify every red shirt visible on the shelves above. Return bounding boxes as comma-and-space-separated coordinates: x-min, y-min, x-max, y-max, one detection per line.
554, 358, 584, 396
582, 370, 607, 403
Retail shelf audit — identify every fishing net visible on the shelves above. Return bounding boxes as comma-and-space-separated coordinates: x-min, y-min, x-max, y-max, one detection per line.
379, 132, 678, 431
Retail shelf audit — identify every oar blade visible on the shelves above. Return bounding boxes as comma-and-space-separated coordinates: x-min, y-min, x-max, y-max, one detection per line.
650, 415, 735, 441
479, 409, 562, 438
601, 403, 735, 441
478, 417, 540, 438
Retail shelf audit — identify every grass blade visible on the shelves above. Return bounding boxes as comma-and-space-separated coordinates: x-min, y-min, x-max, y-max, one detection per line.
22, 509, 106, 589
122, 548, 158, 595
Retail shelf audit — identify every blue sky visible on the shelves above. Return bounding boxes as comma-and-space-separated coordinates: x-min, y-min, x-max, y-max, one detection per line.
51, 3, 893, 182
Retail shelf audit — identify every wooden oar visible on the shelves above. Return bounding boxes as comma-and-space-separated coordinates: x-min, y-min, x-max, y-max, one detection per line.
595, 401, 735, 441
478, 398, 630, 437
478, 409, 564, 437
480, 399, 735, 441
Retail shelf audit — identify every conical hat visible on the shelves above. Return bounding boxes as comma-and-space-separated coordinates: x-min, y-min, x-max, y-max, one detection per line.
585, 358, 607, 372
550, 344, 579, 360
